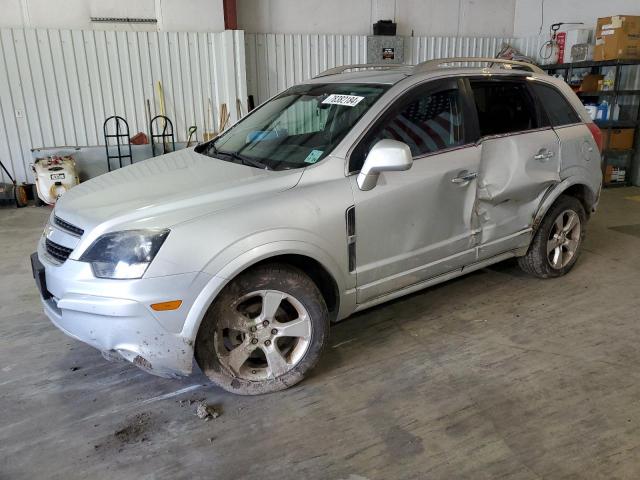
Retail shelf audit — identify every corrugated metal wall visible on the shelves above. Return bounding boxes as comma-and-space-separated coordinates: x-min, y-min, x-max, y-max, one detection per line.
245, 33, 368, 104
512, 36, 547, 63
245, 33, 546, 106
0, 28, 247, 183
406, 35, 518, 63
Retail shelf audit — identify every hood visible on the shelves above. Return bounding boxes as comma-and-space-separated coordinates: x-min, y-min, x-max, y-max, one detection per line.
54, 148, 304, 232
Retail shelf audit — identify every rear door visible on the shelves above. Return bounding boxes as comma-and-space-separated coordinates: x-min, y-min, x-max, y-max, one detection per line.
468, 77, 561, 257
528, 81, 601, 171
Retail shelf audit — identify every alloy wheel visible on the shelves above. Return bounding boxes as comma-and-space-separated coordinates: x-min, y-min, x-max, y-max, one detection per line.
214, 290, 312, 381
547, 209, 581, 270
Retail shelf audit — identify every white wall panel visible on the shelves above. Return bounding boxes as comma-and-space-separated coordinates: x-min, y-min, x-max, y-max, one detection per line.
238, 0, 517, 37
514, 0, 640, 37
0, 0, 226, 32
0, 28, 247, 183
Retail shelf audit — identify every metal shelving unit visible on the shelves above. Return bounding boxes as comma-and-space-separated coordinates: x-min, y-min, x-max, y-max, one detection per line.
542, 59, 640, 187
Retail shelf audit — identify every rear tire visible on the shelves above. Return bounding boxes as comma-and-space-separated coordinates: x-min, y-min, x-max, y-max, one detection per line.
195, 264, 330, 395
518, 195, 586, 278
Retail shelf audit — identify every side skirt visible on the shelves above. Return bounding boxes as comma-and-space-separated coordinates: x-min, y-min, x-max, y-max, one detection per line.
351, 250, 517, 315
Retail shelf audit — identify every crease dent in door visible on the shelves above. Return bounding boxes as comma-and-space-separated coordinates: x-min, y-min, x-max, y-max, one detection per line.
475, 134, 561, 243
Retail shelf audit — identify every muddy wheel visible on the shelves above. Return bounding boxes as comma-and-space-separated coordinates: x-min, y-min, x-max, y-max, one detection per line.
195, 264, 329, 395
518, 195, 586, 278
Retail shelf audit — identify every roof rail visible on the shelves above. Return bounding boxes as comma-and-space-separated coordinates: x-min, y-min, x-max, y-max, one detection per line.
414, 57, 544, 74
315, 63, 408, 78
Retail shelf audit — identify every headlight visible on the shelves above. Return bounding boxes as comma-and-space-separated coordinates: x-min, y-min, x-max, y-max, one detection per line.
80, 229, 169, 279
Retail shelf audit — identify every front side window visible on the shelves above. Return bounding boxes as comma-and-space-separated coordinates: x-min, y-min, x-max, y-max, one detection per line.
350, 85, 465, 171
470, 80, 539, 137
195, 83, 388, 170
530, 82, 581, 127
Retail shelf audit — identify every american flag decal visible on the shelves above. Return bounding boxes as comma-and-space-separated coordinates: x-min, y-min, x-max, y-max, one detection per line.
381, 90, 463, 156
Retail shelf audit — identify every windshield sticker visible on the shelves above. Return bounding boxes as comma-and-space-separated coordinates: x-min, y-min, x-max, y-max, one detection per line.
304, 150, 324, 164
322, 94, 365, 107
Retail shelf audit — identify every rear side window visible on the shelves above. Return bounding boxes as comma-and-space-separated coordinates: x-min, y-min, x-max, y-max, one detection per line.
530, 83, 581, 127
350, 85, 465, 171
470, 80, 539, 136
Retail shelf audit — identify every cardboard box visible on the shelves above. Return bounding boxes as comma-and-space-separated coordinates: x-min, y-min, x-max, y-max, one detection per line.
605, 165, 626, 183
602, 128, 635, 150
594, 15, 640, 60
579, 74, 604, 92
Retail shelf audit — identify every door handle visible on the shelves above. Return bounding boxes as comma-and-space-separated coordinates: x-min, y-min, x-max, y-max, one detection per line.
533, 150, 554, 162
451, 171, 478, 184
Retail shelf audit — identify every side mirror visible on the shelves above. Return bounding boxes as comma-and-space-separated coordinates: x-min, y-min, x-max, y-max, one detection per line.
356, 139, 413, 191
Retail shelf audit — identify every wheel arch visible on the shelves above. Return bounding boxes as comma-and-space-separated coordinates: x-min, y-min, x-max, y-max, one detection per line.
181, 242, 348, 344
248, 254, 341, 322
533, 178, 599, 231
561, 183, 596, 218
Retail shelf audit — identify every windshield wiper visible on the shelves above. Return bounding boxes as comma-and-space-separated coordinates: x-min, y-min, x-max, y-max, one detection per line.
203, 141, 269, 170
204, 142, 220, 156
218, 150, 269, 170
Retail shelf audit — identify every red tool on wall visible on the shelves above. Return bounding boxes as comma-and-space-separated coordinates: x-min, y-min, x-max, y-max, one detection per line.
540, 22, 585, 64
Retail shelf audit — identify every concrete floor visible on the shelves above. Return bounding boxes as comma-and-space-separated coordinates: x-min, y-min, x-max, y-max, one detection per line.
2, 188, 640, 479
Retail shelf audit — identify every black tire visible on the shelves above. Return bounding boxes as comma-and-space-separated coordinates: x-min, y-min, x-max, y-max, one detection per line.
518, 195, 586, 278
195, 264, 329, 395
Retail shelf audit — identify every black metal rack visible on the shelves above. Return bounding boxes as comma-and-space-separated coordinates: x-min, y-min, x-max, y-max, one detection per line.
150, 115, 176, 157
542, 59, 640, 187
103, 116, 133, 172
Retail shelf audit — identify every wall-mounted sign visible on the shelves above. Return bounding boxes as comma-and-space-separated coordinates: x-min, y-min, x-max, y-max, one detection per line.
382, 47, 395, 60
367, 36, 404, 64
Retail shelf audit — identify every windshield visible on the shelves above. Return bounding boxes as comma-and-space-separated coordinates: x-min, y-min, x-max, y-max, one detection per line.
195, 83, 389, 170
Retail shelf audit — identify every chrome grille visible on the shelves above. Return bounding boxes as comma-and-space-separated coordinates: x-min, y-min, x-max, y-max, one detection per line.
45, 239, 73, 263
54, 215, 84, 237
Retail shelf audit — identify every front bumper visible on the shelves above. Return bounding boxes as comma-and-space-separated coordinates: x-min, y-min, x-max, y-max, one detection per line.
34, 239, 212, 378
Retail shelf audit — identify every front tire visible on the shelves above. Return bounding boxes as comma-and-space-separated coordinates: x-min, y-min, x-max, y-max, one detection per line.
518, 195, 586, 278
195, 264, 329, 395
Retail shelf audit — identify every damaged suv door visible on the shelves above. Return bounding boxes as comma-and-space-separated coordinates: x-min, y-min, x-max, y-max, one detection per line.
349, 79, 480, 303
468, 78, 561, 257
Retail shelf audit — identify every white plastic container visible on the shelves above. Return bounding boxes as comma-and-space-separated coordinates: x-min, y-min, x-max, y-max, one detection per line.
32, 155, 79, 205
584, 105, 598, 120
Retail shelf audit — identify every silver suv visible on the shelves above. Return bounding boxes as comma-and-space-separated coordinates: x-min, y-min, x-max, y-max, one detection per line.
32, 58, 602, 394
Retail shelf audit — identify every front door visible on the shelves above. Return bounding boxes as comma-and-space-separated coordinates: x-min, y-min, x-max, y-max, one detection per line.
349, 79, 481, 304
467, 78, 562, 258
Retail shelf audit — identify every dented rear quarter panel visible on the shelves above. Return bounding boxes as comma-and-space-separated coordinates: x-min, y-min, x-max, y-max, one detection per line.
496, 75, 602, 230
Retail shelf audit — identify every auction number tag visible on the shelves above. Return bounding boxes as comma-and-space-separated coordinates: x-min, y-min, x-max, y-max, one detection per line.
322, 94, 364, 107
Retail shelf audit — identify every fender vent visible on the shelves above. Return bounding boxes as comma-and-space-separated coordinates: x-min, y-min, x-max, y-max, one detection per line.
346, 206, 356, 272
